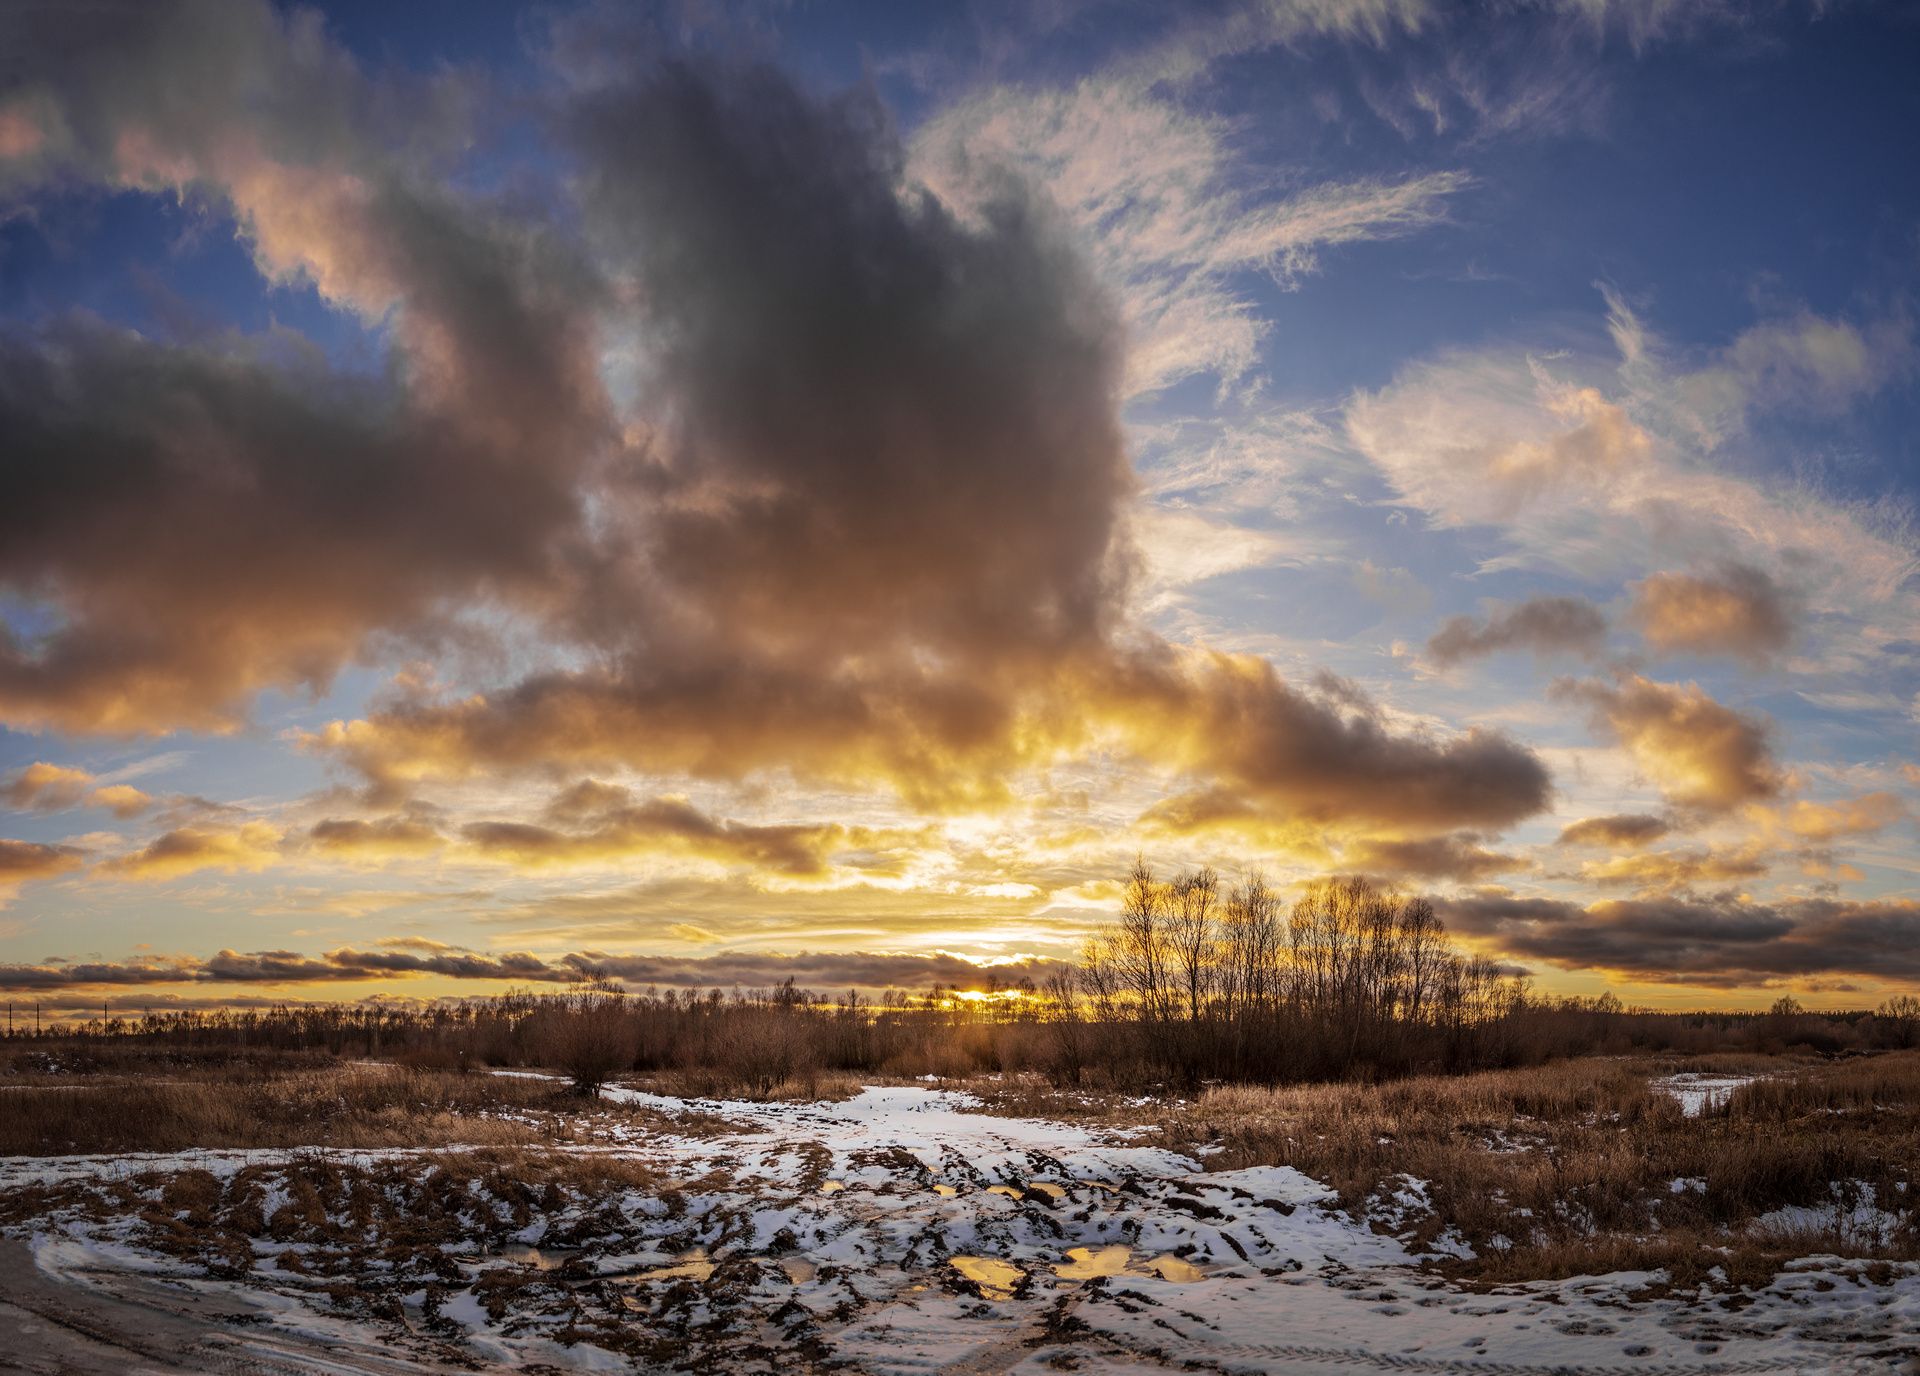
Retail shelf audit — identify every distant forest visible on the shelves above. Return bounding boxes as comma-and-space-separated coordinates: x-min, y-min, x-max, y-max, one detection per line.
8, 869, 1917, 1096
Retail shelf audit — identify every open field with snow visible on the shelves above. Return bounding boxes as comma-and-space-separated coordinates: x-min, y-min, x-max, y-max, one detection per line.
0, 1055, 1916, 1374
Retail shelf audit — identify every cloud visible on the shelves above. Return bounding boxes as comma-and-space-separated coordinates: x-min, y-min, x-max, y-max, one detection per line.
1578, 843, 1769, 892
1556, 673, 1782, 812
0, 943, 1061, 994
1762, 792, 1908, 843
1350, 364, 1653, 535
913, 75, 1466, 398
101, 823, 284, 880
1425, 596, 1608, 666
1438, 890, 1920, 987
1341, 832, 1524, 881
295, 57, 1550, 835
1627, 563, 1793, 664
308, 815, 445, 859
4, 762, 95, 811
1557, 813, 1670, 848
87, 784, 154, 818
0, 1, 604, 734
0, 838, 84, 891
1345, 304, 1919, 620
1673, 309, 1915, 444
4, 762, 153, 816
460, 794, 866, 879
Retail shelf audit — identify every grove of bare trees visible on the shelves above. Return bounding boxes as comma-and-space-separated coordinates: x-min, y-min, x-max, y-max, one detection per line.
1060, 865, 1533, 1084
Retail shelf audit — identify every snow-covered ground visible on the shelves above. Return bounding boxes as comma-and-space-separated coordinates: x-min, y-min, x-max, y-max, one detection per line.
3, 1080, 1914, 1374
1650, 1071, 1763, 1117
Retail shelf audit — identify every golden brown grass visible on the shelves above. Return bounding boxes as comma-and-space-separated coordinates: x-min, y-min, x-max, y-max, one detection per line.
0, 1062, 731, 1154
1151, 1052, 1920, 1283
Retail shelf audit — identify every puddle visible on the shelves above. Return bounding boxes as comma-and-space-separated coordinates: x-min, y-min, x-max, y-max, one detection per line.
777, 1257, 817, 1284
1652, 1073, 1759, 1117
819, 1180, 845, 1194
1028, 1182, 1067, 1201
1144, 1253, 1210, 1283
987, 1185, 1024, 1201
1055, 1245, 1130, 1280
931, 1183, 958, 1197
950, 1255, 1022, 1300
632, 1248, 714, 1284
493, 1244, 578, 1271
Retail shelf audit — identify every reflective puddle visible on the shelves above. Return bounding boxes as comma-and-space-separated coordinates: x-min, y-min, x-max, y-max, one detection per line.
777, 1257, 817, 1284
818, 1180, 845, 1194
632, 1247, 714, 1283
950, 1256, 1022, 1299
987, 1185, 1024, 1201
931, 1183, 958, 1197
1144, 1253, 1209, 1282
1054, 1245, 1130, 1280
494, 1244, 577, 1271
1027, 1182, 1067, 1201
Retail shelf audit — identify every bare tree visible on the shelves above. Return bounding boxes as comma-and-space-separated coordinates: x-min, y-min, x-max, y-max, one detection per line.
1877, 994, 1920, 1049
537, 984, 638, 1097
1116, 858, 1173, 1024
1169, 867, 1219, 1024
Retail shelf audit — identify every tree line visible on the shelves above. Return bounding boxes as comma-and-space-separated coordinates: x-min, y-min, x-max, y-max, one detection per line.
8, 865, 1918, 1094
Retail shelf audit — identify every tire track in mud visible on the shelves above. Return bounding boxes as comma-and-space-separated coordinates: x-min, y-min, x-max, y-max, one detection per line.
0, 1241, 457, 1376
1094, 1332, 1819, 1376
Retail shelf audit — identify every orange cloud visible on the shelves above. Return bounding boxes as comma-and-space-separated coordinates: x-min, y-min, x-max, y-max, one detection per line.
3, 764, 152, 817
1558, 673, 1782, 812
1557, 813, 1670, 849
308, 815, 445, 859
1579, 844, 1770, 893
4, 762, 94, 811
460, 789, 906, 879
1628, 563, 1792, 663
87, 784, 153, 818
1759, 792, 1908, 843
102, 823, 284, 880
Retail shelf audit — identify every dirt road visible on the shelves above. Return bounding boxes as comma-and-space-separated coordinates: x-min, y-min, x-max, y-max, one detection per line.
0, 1239, 451, 1376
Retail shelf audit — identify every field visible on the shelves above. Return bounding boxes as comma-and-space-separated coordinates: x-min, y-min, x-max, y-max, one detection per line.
0, 1045, 1915, 1375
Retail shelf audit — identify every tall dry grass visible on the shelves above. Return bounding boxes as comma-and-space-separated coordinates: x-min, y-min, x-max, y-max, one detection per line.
1162, 1052, 1920, 1283
0, 1063, 705, 1154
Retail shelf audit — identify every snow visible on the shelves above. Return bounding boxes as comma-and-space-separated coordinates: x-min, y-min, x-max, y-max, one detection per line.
3, 1078, 1914, 1374
1651, 1071, 1762, 1116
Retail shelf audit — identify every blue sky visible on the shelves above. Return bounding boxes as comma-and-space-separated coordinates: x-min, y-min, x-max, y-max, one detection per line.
1, 0, 1917, 1013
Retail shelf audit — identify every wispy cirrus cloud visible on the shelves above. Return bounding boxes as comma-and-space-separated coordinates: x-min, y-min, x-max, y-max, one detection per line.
914, 80, 1467, 398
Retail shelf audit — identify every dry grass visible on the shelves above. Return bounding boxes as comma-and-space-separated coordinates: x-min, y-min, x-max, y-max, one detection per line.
1152, 1052, 1920, 1285
0, 1062, 733, 1154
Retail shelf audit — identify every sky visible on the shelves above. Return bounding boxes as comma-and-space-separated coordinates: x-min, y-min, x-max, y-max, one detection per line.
2, 0, 1918, 1018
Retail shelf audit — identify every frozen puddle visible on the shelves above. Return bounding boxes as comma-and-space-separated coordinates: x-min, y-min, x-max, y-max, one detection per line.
5, 1080, 1913, 1375
1652, 1071, 1762, 1116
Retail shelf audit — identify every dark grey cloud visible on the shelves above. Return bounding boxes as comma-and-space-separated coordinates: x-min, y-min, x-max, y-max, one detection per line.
0, 943, 1059, 995
0, 838, 84, 884
1425, 596, 1608, 667
306, 55, 1554, 831
0, 5, 1556, 846
0, 1, 603, 733
1438, 891, 1920, 987
1343, 832, 1523, 881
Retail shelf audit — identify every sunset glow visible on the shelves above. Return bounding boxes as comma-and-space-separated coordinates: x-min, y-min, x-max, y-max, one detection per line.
3, 0, 1919, 1018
